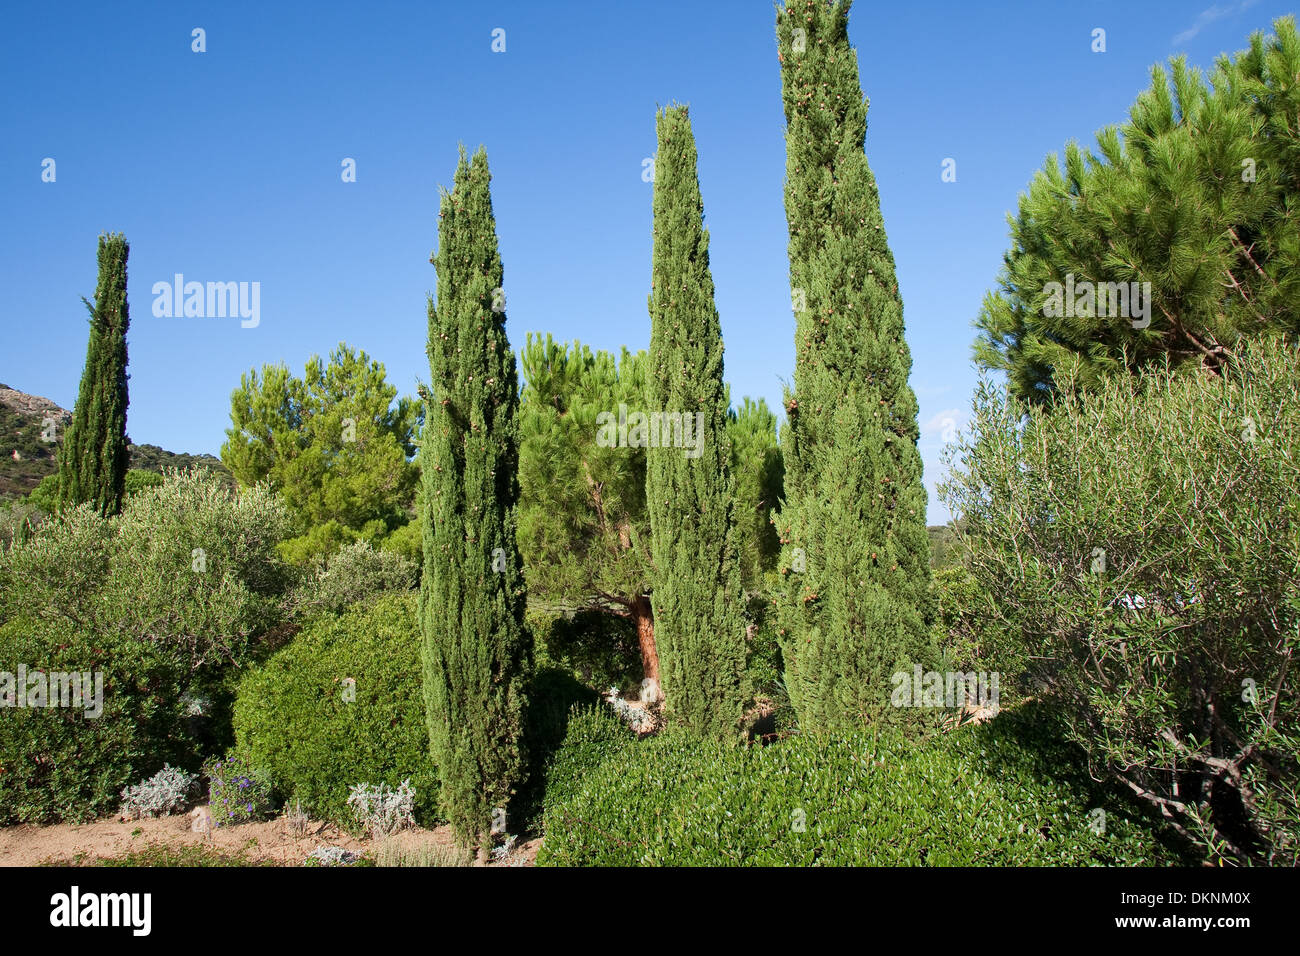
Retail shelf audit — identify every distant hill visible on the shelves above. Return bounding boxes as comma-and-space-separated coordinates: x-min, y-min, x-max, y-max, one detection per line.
927, 522, 967, 570
0, 384, 230, 499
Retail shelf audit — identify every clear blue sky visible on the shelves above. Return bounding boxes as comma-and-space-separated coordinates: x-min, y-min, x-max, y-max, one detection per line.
2, 0, 1292, 522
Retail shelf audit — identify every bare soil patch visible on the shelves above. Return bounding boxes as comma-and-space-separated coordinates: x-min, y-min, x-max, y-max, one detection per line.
0, 812, 540, 867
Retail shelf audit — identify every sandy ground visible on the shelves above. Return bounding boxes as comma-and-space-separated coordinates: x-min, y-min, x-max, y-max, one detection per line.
0, 812, 540, 867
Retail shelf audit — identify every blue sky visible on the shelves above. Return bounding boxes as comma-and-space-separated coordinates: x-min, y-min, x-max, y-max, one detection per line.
2, 0, 1293, 523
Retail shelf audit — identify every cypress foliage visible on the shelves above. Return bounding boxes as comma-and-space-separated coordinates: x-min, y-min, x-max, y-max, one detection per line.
646, 104, 748, 736
419, 146, 530, 848
772, 1, 937, 732
58, 233, 130, 517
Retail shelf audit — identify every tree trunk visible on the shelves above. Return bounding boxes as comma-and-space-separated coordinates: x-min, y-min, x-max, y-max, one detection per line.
632, 594, 660, 701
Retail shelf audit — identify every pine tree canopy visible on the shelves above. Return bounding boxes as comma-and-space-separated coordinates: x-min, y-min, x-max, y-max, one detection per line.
518, 333, 652, 614
975, 16, 1300, 405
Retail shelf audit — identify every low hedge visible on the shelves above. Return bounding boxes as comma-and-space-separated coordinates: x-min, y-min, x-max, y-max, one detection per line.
231, 592, 438, 827
537, 704, 1186, 866
0, 618, 190, 824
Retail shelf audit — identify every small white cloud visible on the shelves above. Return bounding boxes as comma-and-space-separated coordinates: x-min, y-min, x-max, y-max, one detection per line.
1172, 0, 1258, 46
921, 408, 965, 439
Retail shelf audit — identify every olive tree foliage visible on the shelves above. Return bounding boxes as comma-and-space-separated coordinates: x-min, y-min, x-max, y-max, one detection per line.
941, 337, 1300, 864
0, 467, 295, 676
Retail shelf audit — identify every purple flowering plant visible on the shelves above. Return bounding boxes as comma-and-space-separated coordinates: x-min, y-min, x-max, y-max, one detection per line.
201, 751, 273, 826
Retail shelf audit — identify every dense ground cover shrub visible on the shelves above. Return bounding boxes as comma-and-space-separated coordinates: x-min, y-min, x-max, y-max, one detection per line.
231, 592, 438, 827
0, 618, 190, 824
941, 338, 1300, 864
538, 705, 1183, 866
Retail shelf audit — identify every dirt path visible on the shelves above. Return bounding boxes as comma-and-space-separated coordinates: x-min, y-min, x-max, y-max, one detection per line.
0, 813, 539, 867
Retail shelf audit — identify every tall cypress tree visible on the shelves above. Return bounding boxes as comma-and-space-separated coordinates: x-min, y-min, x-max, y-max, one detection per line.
772, 1, 936, 732
419, 146, 530, 848
646, 104, 747, 736
58, 232, 130, 517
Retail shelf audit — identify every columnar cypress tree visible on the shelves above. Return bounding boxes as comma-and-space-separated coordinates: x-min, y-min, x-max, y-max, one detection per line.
419, 146, 530, 848
58, 232, 130, 517
772, 1, 937, 732
646, 104, 748, 736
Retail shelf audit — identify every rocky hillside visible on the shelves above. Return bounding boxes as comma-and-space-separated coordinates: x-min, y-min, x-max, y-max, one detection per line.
0, 384, 229, 498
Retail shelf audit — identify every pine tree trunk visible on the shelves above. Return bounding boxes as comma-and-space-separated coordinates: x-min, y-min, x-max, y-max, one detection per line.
632, 594, 660, 699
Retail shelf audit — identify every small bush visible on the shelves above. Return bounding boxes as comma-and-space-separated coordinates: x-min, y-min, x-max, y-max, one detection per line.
538, 704, 1183, 866
119, 764, 197, 820
291, 539, 416, 616
347, 780, 416, 839
305, 846, 361, 867
231, 592, 438, 827
203, 751, 274, 826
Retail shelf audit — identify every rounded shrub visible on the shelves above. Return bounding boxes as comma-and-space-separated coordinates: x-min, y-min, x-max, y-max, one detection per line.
231, 592, 438, 827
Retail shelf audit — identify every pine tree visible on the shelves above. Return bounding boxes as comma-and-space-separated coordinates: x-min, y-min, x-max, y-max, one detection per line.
645, 104, 748, 736
58, 232, 131, 517
517, 335, 658, 683
727, 395, 784, 593
975, 17, 1300, 404
419, 146, 530, 849
772, 1, 936, 732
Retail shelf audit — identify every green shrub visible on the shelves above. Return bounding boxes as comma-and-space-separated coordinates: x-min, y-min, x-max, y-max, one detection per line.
744, 587, 783, 698
513, 669, 602, 829
931, 564, 1030, 705
0, 467, 296, 678
941, 337, 1300, 864
232, 592, 438, 827
539, 705, 636, 817
291, 539, 416, 616
538, 703, 1183, 866
123, 469, 164, 498
0, 617, 190, 824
